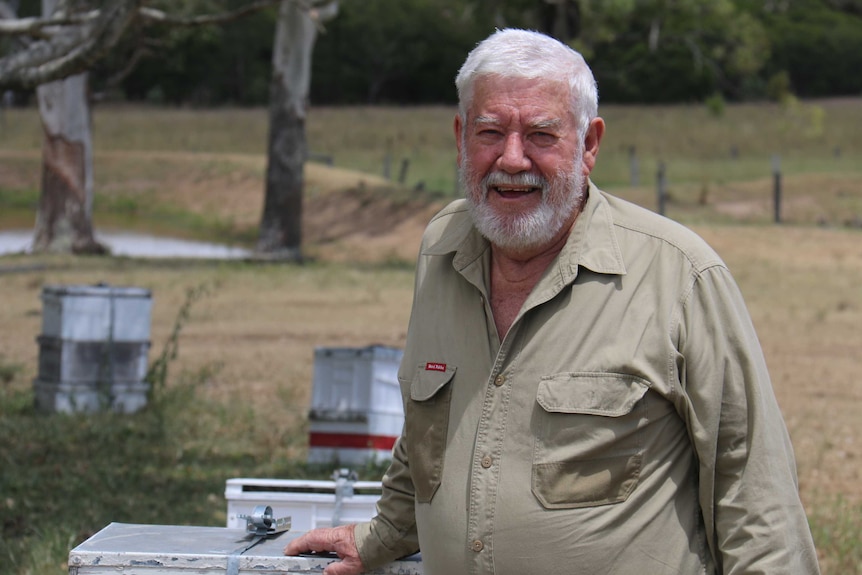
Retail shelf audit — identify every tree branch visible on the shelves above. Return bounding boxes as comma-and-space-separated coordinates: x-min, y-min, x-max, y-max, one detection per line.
0, 10, 98, 38
0, 0, 139, 90
0, 0, 298, 90
138, 0, 281, 27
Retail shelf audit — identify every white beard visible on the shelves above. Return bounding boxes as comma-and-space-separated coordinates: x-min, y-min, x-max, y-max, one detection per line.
460, 154, 586, 253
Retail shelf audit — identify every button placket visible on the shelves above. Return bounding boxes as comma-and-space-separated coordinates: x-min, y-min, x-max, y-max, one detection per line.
468, 365, 513, 574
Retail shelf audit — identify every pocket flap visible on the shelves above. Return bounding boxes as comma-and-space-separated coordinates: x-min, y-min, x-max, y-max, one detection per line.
410, 365, 457, 401
536, 373, 649, 417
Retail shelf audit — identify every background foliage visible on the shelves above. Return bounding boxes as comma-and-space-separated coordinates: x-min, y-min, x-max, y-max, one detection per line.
6, 0, 862, 106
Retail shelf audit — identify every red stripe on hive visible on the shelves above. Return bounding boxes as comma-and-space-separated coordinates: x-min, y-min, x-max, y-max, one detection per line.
309, 432, 397, 450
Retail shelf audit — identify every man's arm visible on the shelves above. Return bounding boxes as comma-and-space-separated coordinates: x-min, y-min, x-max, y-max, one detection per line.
679, 265, 820, 574
284, 436, 420, 572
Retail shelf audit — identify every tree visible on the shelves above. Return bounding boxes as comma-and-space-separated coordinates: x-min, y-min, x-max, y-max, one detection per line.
257, 0, 337, 259
567, 0, 770, 102
0, 0, 284, 253
33, 29, 102, 253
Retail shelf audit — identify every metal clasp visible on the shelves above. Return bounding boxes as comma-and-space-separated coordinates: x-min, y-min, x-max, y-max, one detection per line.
236, 505, 291, 537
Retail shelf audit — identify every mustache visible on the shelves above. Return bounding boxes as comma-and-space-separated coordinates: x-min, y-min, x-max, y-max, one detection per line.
482, 171, 548, 190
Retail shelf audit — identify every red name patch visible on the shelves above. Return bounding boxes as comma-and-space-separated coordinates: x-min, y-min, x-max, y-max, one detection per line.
425, 362, 447, 372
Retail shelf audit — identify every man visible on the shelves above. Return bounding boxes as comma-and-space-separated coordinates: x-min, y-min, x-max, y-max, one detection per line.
286, 29, 820, 575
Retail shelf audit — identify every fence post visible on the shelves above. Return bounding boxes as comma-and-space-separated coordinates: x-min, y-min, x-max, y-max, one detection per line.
657, 161, 667, 216
629, 145, 639, 187
772, 154, 782, 224
398, 158, 410, 184
382, 153, 391, 180
383, 138, 393, 179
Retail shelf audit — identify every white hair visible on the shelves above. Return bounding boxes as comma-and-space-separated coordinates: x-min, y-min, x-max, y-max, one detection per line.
455, 29, 598, 139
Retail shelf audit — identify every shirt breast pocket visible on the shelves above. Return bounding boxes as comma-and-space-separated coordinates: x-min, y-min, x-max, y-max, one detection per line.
532, 372, 650, 509
405, 365, 456, 503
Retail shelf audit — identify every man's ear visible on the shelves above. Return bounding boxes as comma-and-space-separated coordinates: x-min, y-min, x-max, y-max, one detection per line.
454, 114, 464, 167
582, 117, 605, 176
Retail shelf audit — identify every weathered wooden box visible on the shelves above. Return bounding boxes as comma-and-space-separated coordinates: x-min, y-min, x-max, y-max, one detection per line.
68, 522, 423, 574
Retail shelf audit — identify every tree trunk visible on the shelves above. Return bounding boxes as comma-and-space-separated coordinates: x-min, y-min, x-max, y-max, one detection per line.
256, 0, 319, 259
31, 0, 104, 254
32, 70, 104, 253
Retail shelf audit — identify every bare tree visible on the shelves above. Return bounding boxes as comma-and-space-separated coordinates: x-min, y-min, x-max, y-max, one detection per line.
258, 0, 337, 259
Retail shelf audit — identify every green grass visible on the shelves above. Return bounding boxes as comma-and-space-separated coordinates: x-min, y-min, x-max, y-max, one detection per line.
0, 292, 388, 575
809, 496, 862, 574
0, 370, 343, 575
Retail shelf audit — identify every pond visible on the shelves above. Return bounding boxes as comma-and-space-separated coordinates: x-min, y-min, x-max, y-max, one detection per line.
0, 229, 252, 259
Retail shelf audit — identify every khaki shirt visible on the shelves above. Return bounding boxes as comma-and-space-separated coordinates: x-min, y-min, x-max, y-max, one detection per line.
355, 184, 820, 575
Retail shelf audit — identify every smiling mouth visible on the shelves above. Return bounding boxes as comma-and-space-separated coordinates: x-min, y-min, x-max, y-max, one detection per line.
483, 171, 546, 199
491, 185, 541, 199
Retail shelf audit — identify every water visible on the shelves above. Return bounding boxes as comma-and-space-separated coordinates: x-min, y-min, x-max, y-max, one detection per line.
0, 229, 252, 259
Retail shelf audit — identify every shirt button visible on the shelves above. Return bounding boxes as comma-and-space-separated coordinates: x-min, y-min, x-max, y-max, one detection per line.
494, 374, 505, 387
471, 539, 484, 552
481, 455, 493, 468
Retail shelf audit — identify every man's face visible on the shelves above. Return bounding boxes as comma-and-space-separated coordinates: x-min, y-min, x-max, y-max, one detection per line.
456, 75, 587, 253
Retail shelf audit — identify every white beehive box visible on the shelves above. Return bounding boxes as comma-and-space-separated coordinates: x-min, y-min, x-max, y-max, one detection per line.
35, 284, 153, 414
68, 522, 423, 574
33, 378, 150, 414
41, 284, 152, 342
36, 336, 150, 383
308, 346, 404, 465
225, 477, 382, 531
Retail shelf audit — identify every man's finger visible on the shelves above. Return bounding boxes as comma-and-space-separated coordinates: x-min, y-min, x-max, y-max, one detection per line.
323, 556, 364, 575
284, 531, 322, 555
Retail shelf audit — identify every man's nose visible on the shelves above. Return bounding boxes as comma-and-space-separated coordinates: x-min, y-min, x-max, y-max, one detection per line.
497, 133, 531, 173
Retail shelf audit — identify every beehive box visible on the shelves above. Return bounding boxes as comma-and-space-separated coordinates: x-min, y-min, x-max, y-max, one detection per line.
35, 284, 153, 414
36, 336, 150, 383
225, 477, 382, 531
32, 378, 150, 414
41, 284, 152, 342
308, 346, 404, 465
68, 522, 423, 574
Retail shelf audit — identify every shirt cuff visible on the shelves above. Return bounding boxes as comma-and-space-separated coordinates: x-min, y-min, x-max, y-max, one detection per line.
354, 517, 419, 569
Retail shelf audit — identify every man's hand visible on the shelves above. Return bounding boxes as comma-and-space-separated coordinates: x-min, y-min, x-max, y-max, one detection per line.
284, 524, 364, 575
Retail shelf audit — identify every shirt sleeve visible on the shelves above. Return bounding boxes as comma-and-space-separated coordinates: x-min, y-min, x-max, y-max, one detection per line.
677, 264, 820, 574
354, 430, 421, 568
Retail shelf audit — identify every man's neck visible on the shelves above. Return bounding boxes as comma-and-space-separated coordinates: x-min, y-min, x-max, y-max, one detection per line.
489, 218, 577, 339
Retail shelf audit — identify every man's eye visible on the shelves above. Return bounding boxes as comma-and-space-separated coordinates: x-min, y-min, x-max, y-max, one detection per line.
531, 132, 557, 144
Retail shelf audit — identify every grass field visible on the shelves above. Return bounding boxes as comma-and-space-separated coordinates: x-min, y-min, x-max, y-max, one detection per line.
1, 101, 861, 574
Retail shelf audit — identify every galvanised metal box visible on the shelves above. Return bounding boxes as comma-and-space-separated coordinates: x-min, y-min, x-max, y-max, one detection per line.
35, 284, 152, 414
67, 522, 423, 574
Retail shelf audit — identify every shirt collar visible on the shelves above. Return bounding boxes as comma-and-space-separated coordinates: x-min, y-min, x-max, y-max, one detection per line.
423, 180, 627, 281
560, 179, 627, 278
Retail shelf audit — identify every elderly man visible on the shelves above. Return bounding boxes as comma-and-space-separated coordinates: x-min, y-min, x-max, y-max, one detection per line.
286, 29, 820, 575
